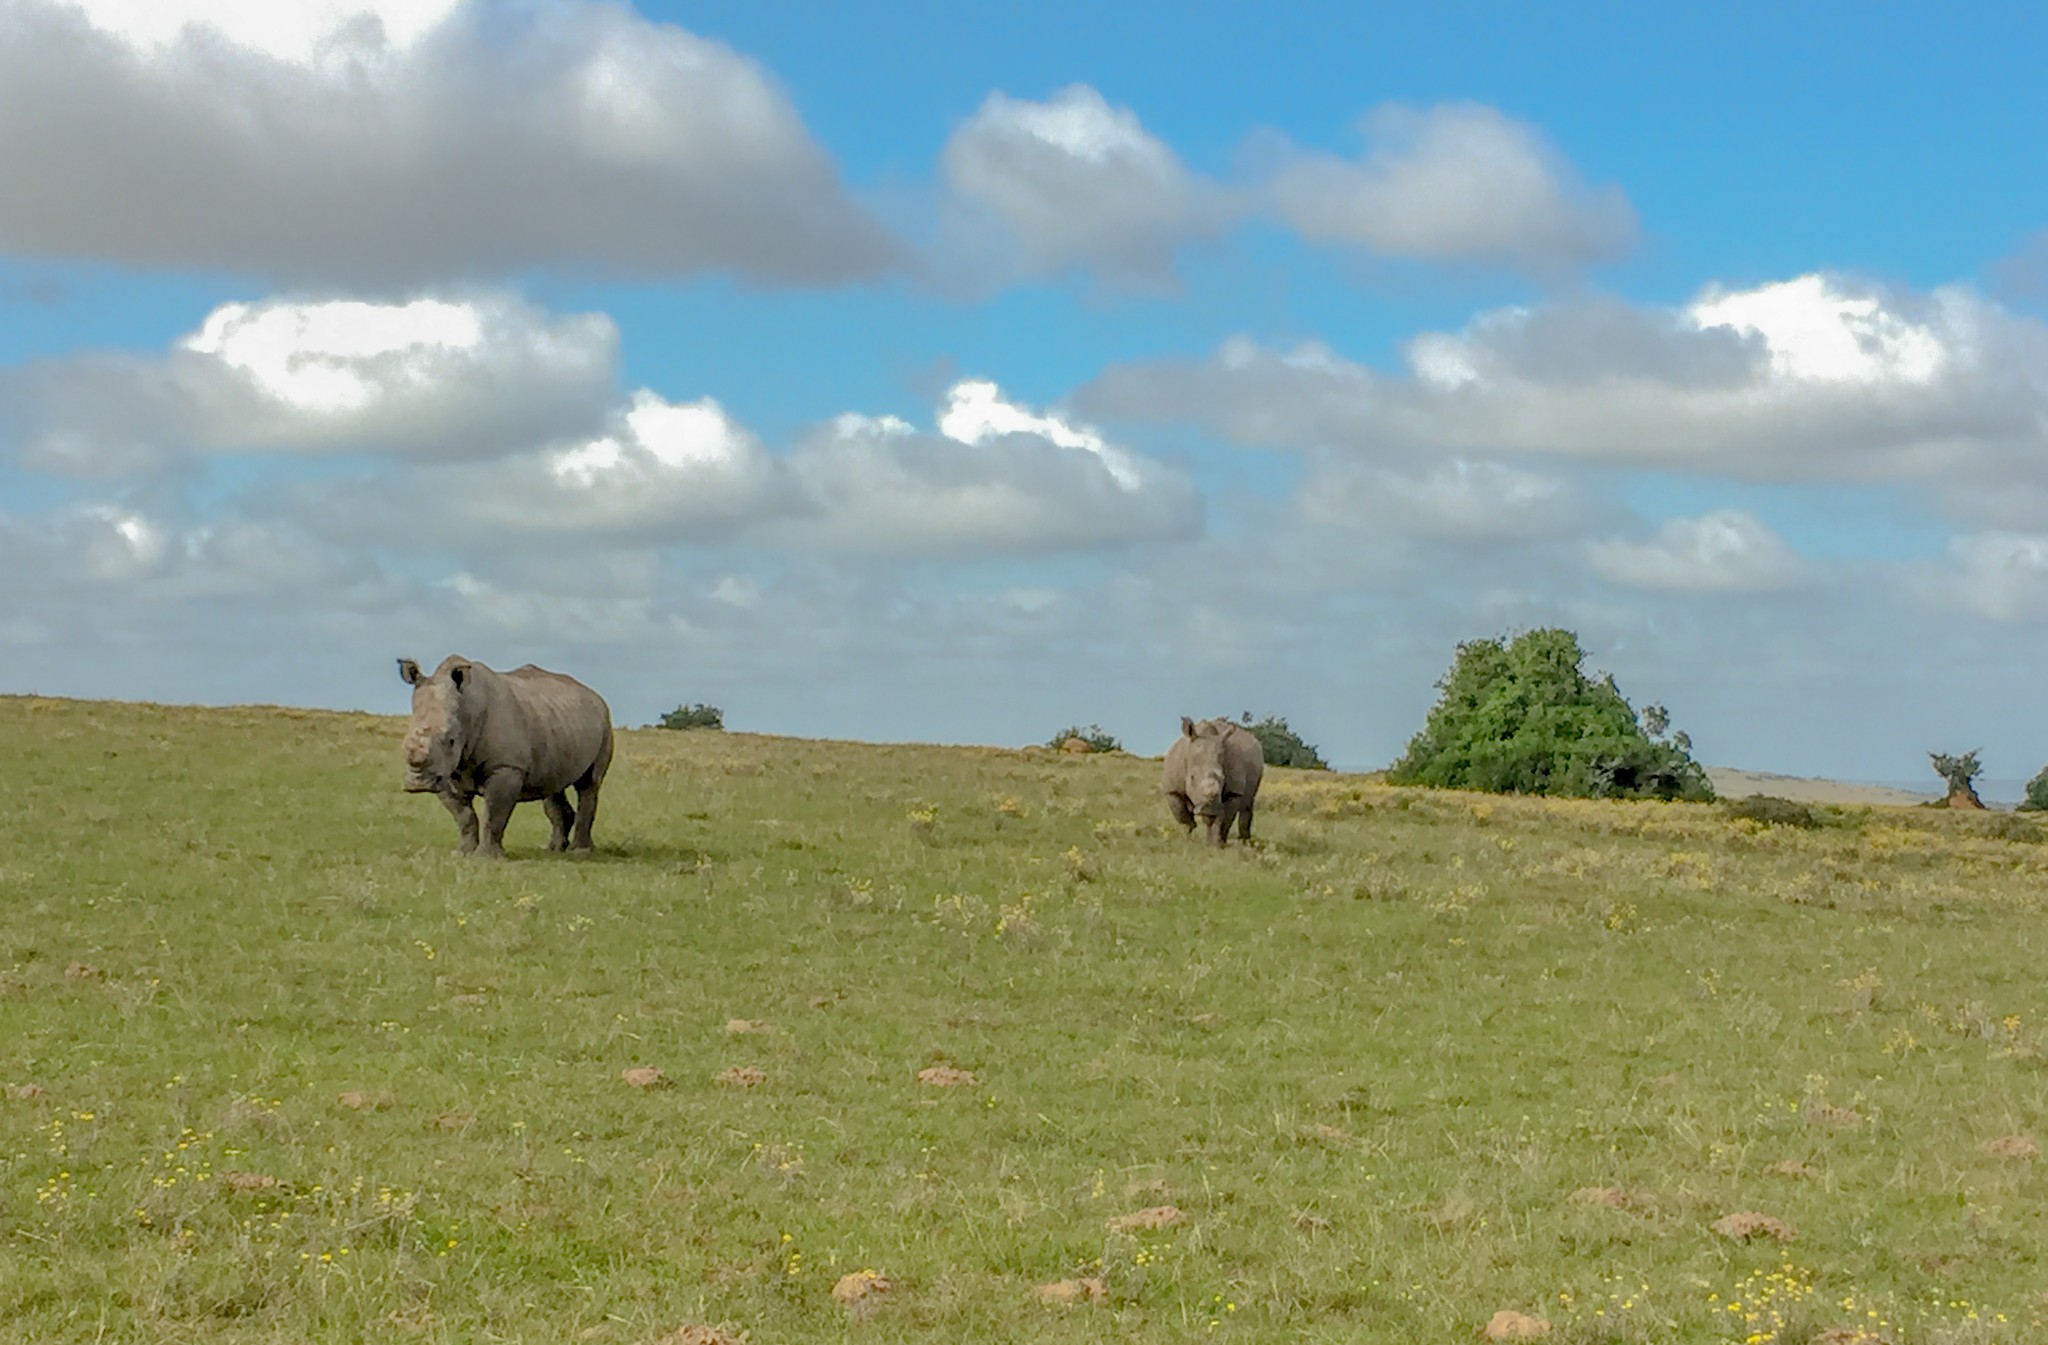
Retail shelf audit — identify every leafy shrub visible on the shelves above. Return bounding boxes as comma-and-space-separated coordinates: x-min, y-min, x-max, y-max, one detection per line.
1237, 712, 1329, 770
2022, 764, 2048, 812
1929, 750, 1983, 806
1387, 627, 1713, 802
654, 703, 724, 731
1047, 724, 1121, 753
1724, 794, 1820, 829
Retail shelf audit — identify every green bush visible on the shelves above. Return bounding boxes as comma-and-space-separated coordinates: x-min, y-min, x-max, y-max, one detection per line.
1724, 794, 1820, 829
1237, 712, 1329, 770
654, 703, 724, 731
2022, 764, 2048, 812
1047, 724, 1121, 753
1387, 628, 1713, 802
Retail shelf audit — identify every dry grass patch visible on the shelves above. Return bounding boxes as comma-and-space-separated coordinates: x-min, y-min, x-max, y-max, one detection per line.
1569, 1185, 1631, 1210
667, 1325, 747, 1345
336, 1089, 394, 1110
831, 1269, 893, 1308
723, 1018, 773, 1035
716, 1066, 767, 1088
620, 1067, 670, 1090
1768, 1159, 1821, 1179
1982, 1134, 2039, 1159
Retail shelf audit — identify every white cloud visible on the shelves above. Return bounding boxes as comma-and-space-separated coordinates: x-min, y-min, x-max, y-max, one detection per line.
1261, 102, 1637, 270
1917, 531, 2048, 622
938, 85, 1227, 291
5, 293, 617, 474
1588, 511, 1806, 592
1081, 274, 2048, 492
1300, 458, 1586, 542
0, 0, 896, 284
780, 379, 1199, 553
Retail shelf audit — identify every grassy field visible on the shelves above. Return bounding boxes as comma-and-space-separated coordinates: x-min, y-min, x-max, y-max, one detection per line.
5, 695, 2048, 1343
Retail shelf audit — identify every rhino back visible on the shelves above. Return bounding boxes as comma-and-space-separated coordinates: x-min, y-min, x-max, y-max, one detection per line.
1221, 725, 1265, 796
471, 666, 613, 793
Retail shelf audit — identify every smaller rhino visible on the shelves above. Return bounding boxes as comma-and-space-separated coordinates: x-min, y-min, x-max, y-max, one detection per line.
1163, 716, 1264, 847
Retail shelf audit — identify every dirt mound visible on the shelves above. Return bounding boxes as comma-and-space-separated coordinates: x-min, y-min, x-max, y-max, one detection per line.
1983, 1134, 2039, 1159
1482, 1310, 1552, 1339
1106, 1204, 1183, 1232
1034, 1278, 1108, 1305
668, 1325, 747, 1345
620, 1067, 670, 1090
916, 1066, 977, 1088
831, 1269, 892, 1309
1711, 1211, 1795, 1242
717, 1066, 767, 1088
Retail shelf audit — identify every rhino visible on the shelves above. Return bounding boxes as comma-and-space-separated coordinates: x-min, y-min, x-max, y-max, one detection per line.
1162, 715, 1264, 847
397, 655, 614, 858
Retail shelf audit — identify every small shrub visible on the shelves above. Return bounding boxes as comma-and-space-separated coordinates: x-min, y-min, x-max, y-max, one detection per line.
1724, 794, 1821, 829
1237, 712, 1329, 770
1047, 724, 1121, 754
654, 703, 724, 731
2021, 763, 2048, 812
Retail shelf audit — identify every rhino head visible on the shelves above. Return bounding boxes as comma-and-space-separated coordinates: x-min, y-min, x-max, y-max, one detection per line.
1180, 715, 1228, 814
397, 656, 472, 793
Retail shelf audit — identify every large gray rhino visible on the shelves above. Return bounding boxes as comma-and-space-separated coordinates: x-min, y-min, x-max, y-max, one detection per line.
397, 655, 614, 858
1162, 716, 1264, 847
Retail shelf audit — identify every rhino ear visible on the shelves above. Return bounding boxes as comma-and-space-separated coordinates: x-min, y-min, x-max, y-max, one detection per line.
447, 661, 471, 690
1181, 715, 1196, 738
397, 658, 421, 686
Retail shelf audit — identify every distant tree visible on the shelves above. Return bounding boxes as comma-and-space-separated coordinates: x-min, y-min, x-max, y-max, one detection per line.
2022, 763, 2048, 813
1640, 703, 1671, 740
654, 703, 724, 731
1237, 712, 1329, 770
1929, 750, 1984, 808
1047, 724, 1121, 753
1387, 627, 1713, 802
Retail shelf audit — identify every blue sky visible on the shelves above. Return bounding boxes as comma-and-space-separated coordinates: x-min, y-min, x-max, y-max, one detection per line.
4, 0, 2048, 788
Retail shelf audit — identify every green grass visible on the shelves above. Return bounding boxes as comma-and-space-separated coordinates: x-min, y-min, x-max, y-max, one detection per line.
4, 695, 2047, 1343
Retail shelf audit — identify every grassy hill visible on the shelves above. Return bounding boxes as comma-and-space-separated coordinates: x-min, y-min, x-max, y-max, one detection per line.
3, 695, 2046, 1343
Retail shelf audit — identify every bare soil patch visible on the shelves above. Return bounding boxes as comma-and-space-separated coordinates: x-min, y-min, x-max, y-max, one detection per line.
1767, 1159, 1820, 1179
1570, 1186, 1631, 1210
64, 962, 99, 980
4, 1083, 46, 1101
1106, 1204, 1183, 1232
220, 1170, 279, 1191
336, 1090, 394, 1111
916, 1065, 977, 1088
716, 1066, 767, 1088
433, 1110, 475, 1131
1983, 1134, 2039, 1159
668, 1325, 747, 1345
1034, 1278, 1108, 1305
830, 1269, 892, 1310
1711, 1211, 1796, 1242
620, 1067, 670, 1089
1483, 1309, 1553, 1340
723, 1019, 773, 1035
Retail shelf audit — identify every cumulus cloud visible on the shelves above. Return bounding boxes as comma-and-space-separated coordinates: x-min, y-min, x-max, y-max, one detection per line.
290, 377, 1198, 555
4, 294, 618, 474
1587, 511, 1806, 592
1260, 102, 1637, 270
1081, 273, 2048, 493
781, 380, 1200, 552
1915, 531, 2048, 622
1300, 458, 1588, 542
0, 0, 896, 284
939, 85, 1228, 291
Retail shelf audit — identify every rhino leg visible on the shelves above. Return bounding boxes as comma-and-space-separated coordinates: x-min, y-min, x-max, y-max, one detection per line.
477, 769, 525, 859
1236, 804, 1254, 842
1202, 813, 1227, 847
1167, 792, 1195, 833
543, 793, 574, 852
438, 790, 480, 855
570, 779, 601, 852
